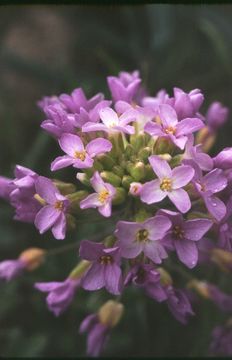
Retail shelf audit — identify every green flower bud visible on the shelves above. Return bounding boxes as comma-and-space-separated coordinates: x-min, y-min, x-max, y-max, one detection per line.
52, 180, 76, 195
169, 154, 182, 168
112, 187, 126, 205
134, 208, 151, 222
153, 137, 174, 154
124, 144, 136, 159
97, 154, 116, 170
66, 214, 77, 230
103, 235, 116, 247
67, 190, 89, 212
93, 160, 104, 172
122, 175, 134, 189
128, 161, 145, 181
144, 164, 155, 181
130, 133, 146, 152
138, 146, 151, 162
76, 173, 91, 187
100, 171, 121, 187
112, 165, 124, 177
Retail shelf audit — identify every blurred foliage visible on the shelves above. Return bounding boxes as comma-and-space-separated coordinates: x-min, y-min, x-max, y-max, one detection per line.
0, 4, 232, 357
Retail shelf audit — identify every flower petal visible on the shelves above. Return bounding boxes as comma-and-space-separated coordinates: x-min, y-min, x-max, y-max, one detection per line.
82, 122, 108, 133
176, 118, 204, 136
52, 212, 66, 240
148, 155, 172, 179
35, 176, 58, 204
80, 193, 102, 209
98, 202, 112, 217
144, 215, 172, 240
34, 205, 60, 234
204, 195, 226, 221
59, 133, 84, 156
90, 171, 106, 193
86, 138, 112, 157
51, 156, 74, 171
104, 264, 122, 295
159, 104, 178, 127
99, 107, 119, 127
82, 263, 105, 291
203, 169, 227, 193
175, 240, 198, 268
140, 179, 167, 205
144, 121, 163, 136
144, 241, 168, 264
79, 240, 104, 261
115, 221, 141, 244
168, 189, 191, 213
172, 165, 195, 189
183, 219, 212, 241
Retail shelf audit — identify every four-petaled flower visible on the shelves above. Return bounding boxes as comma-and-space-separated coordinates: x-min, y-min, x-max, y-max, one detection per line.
140, 155, 194, 213
144, 104, 204, 149
82, 107, 136, 134
80, 172, 116, 217
34, 176, 69, 240
158, 209, 212, 268
115, 215, 171, 264
79, 240, 122, 295
51, 133, 112, 171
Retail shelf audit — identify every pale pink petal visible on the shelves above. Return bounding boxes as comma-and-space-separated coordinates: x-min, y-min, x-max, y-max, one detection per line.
51, 156, 74, 171
98, 202, 112, 217
175, 240, 198, 268
144, 241, 168, 264
34, 206, 60, 234
86, 138, 112, 157
82, 122, 108, 133
104, 265, 122, 295
80, 193, 102, 209
145, 216, 172, 240
90, 171, 106, 192
175, 118, 204, 136
140, 179, 167, 205
148, 155, 172, 179
59, 133, 84, 156
144, 122, 163, 136
99, 107, 119, 127
168, 189, 191, 213
35, 176, 57, 204
52, 212, 66, 240
82, 264, 105, 291
204, 195, 226, 221
172, 165, 195, 189
159, 104, 178, 127
203, 169, 227, 193
120, 241, 143, 259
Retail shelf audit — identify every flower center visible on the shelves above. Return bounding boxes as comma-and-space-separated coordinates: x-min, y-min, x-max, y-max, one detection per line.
74, 150, 86, 161
164, 126, 176, 135
136, 229, 149, 242
98, 190, 110, 203
160, 177, 172, 192
99, 255, 113, 265
198, 182, 206, 191
54, 200, 64, 211
173, 225, 184, 239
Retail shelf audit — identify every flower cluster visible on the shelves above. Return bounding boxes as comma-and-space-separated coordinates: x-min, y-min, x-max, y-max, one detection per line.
1, 70, 232, 356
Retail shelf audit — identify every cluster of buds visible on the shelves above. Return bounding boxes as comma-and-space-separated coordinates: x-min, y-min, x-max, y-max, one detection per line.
1, 70, 232, 356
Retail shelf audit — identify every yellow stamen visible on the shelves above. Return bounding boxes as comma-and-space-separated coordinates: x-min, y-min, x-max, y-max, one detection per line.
173, 225, 184, 239
160, 177, 172, 192
98, 190, 110, 203
99, 255, 113, 265
74, 150, 86, 161
136, 229, 149, 242
54, 200, 64, 211
164, 126, 176, 135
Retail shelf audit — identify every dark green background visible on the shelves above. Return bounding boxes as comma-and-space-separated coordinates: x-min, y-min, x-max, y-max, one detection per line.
0, 4, 232, 357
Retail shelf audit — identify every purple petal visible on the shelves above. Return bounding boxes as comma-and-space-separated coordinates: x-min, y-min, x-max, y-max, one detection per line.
175, 240, 198, 268
204, 169, 227, 193
113, 125, 135, 134
168, 189, 191, 213
79, 240, 104, 261
144, 121, 163, 136
159, 104, 178, 127
140, 179, 167, 204
204, 195, 226, 221
35, 176, 57, 204
82, 122, 108, 133
59, 133, 84, 156
172, 165, 195, 189
87, 323, 109, 357
86, 138, 112, 157
115, 221, 141, 244
72, 155, 94, 169
144, 216, 171, 240
51, 155, 74, 171
35, 281, 64, 292
183, 219, 212, 241
90, 171, 106, 193
79, 314, 97, 334
34, 206, 60, 234
104, 264, 122, 295
52, 212, 66, 240
120, 241, 143, 259
98, 202, 112, 217
99, 107, 119, 127
80, 193, 102, 209
144, 241, 168, 264
148, 155, 172, 179
172, 135, 188, 150
176, 118, 204, 136
82, 263, 105, 291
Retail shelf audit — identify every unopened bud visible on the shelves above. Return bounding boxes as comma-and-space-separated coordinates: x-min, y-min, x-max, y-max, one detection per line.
157, 267, 173, 286
154, 137, 174, 154
138, 147, 151, 162
124, 144, 135, 159
112, 187, 126, 205
158, 153, 172, 162
103, 235, 116, 247
76, 173, 91, 187
19, 248, 46, 271
98, 300, 124, 328
170, 155, 182, 168
127, 161, 145, 181
67, 190, 89, 212
100, 171, 121, 187
129, 182, 142, 197
69, 260, 91, 279
112, 165, 124, 177
144, 164, 155, 181
97, 154, 115, 170
196, 126, 216, 153
134, 209, 151, 222
211, 248, 232, 272
122, 175, 134, 189
187, 279, 210, 299
130, 134, 146, 152
52, 180, 76, 195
